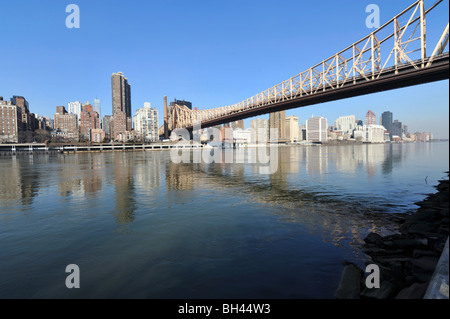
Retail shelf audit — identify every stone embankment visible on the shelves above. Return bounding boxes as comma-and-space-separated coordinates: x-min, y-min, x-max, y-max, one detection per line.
336, 173, 449, 299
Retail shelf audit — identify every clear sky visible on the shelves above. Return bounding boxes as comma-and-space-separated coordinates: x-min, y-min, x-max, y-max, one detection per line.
1, 0, 449, 138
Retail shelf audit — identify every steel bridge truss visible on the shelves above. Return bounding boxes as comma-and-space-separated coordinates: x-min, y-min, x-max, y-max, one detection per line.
161, 0, 449, 136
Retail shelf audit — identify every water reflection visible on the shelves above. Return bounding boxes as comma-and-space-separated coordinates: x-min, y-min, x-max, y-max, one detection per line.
0, 143, 443, 246
112, 152, 136, 225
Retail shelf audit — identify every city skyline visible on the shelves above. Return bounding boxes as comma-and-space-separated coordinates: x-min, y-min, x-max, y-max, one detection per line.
0, 0, 448, 138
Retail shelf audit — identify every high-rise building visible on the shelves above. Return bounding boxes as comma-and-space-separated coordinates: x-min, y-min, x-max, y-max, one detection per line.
354, 125, 387, 143
93, 98, 101, 120
250, 118, 269, 143
392, 120, 403, 139
133, 102, 159, 142
334, 115, 356, 135
228, 120, 244, 130
306, 116, 328, 142
111, 72, 132, 138
68, 101, 82, 121
269, 110, 286, 141
0, 98, 22, 143
381, 111, 393, 140
11, 96, 31, 131
366, 110, 376, 125
80, 104, 100, 140
102, 115, 112, 139
285, 116, 299, 143
54, 106, 79, 140
298, 124, 307, 141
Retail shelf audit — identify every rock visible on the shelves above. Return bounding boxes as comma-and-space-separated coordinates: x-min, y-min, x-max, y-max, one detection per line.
391, 238, 428, 249
335, 263, 364, 299
364, 233, 384, 245
360, 281, 397, 299
395, 282, 429, 299
407, 223, 437, 235
412, 249, 439, 258
409, 256, 439, 273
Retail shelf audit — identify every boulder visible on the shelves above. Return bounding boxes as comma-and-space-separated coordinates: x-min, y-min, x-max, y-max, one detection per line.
335, 263, 364, 299
395, 282, 429, 299
360, 281, 397, 299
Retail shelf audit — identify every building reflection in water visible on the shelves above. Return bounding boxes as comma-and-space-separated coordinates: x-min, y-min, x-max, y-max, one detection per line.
162, 144, 408, 258
112, 152, 136, 225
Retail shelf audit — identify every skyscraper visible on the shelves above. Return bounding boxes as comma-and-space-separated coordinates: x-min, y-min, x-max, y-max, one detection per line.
392, 120, 403, 139
111, 72, 132, 139
366, 110, 376, 125
133, 102, 159, 142
306, 116, 328, 142
93, 98, 101, 120
285, 116, 299, 143
269, 110, 286, 141
381, 111, 393, 140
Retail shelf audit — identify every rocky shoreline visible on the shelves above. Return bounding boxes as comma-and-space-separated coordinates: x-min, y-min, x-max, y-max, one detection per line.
336, 172, 449, 299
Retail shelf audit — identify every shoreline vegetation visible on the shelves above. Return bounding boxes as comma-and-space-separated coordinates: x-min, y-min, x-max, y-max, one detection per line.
335, 172, 449, 299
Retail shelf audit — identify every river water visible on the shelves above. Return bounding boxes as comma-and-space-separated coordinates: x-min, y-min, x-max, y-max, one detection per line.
0, 142, 448, 298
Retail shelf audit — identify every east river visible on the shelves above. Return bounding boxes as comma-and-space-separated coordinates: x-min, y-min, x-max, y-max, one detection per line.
0, 142, 448, 298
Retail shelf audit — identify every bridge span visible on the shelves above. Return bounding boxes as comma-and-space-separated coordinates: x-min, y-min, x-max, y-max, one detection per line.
160, 0, 449, 137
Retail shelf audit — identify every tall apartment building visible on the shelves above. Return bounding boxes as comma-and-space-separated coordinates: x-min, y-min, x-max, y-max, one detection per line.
133, 102, 159, 142
54, 106, 79, 140
392, 120, 403, 139
227, 120, 244, 130
366, 110, 376, 125
0, 98, 22, 143
285, 116, 299, 143
102, 115, 112, 139
381, 111, 393, 140
306, 116, 328, 142
11, 96, 31, 131
111, 72, 132, 139
250, 118, 269, 143
334, 115, 356, 135
269, 110, 286, 141
298, 124, 307, 141
68, 101, 82, 121
80, 104, 100, 140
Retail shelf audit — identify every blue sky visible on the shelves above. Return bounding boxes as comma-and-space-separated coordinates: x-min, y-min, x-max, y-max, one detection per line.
1, 0, 449, 138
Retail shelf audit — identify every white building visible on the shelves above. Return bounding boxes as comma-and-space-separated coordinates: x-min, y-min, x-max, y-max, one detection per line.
233, 128, 252, 147
306, 116, 328, 142
334, 115, 357, 135
133, 102, 159, 142
355, 125, 387, 143
285, 116, 299, 143
68, 101, 82, 120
